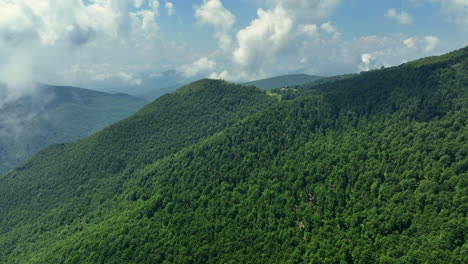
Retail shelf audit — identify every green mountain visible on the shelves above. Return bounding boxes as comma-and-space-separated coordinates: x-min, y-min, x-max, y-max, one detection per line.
245, 74, 323, 90
0, 84, 147, 174
1, 47, 467, 263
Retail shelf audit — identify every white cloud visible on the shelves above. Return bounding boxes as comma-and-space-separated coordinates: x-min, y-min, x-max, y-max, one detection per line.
0, 46, 36, 106
134, 0, 145, 9
385, 8, 413, 25
350, 34, 445, 72
404, 37, 416, 49
65, 63, 150, 88
320, 21, 341, 41
233, 6, 294, 75
0, 0, 455, 94
402, 36, 440, 52
424, 35, 440, 52
116, 71, 143, 86
320, 22, 337, 34
150, 0, 160, 13
195, 0, 235, 30
432, 0, 468, 30
231, 0, 341, 79
181, 57, 216, 77
302, 24, 319, 37
0, 0, 165, 98
165, 1, 175, 16
209, 70, 231, 80
360, 53, 377, 71
195, 0, 236, 51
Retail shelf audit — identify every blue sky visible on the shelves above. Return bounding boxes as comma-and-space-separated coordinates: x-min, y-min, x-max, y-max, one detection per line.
157, 0, 468, 80
0, 0, 467, 93
160, 0, 464, 53
172, 2, 463, 43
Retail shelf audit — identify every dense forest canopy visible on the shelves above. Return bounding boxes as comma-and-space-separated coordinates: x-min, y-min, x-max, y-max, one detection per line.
0, 47, 467, 263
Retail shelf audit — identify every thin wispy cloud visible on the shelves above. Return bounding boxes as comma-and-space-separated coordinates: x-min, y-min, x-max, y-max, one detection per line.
165, 1, 175, 16
385, 8, 413, 25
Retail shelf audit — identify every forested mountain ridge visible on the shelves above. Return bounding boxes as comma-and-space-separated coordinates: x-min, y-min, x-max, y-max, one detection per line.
0, 84, 147, 174
0, 47, 467, 263
245, 74, 323, 90
0, 80, 277, 263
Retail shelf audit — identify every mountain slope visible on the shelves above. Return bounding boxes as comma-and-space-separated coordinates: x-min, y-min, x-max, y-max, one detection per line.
245, 74, 323, 90
0, 84, 147, 174
0, 80, 277, 263
1, 47, 467, 263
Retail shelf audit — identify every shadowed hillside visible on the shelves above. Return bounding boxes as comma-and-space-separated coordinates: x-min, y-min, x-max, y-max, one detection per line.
0, 84, 147, 174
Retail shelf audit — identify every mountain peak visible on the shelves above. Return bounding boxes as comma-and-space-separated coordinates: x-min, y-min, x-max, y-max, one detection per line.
173, 79, 229, 95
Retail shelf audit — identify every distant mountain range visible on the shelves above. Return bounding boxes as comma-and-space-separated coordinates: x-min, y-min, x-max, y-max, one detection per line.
0, 47, 466, 263
91, 71, 350, 100
0, 84, 146, 174
85, 70, 201, 100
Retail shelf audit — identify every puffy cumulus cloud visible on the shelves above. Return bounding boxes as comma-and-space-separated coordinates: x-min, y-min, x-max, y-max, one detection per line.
385, 8, 413, 25
200, 2, 443, 81
0, 3, 40, 44
195, 0, 236, 51
231, 0, 341, 79
0, 0, 164, 100
233, 7, 294, 75
196, 0, 450, 81
351, 36, 400, 71
195, 0, 235, 30
165, 1, 175, 16
180, 57, 216, 78
402, 36, 439, 52
359, 53, 379, 71
404, 37, 416, 49
0, 0, 97, 47
0, 0, 168, 142
266, 33, 445, 77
